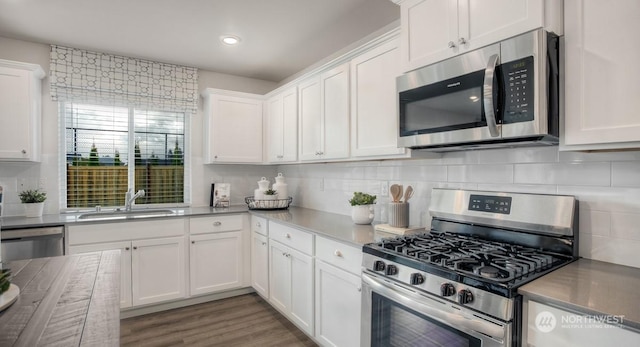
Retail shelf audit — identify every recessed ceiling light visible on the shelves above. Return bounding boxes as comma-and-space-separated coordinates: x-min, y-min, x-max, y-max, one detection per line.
220, 35, 241, 46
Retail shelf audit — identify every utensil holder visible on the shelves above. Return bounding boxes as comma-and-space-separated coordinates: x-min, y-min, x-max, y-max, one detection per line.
389, 202, 409, 228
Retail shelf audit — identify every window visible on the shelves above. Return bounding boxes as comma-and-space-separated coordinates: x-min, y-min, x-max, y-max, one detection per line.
62, 102, 188, 209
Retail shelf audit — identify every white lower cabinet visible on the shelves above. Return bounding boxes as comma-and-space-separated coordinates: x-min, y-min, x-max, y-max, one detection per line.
132, 237, 187, 306
315, 260, 361, 347
190, 231, 243, 296
269, 239, 314, 336
251, 231, 269, 298
69, 241, 133, 308
189, 214, 249, 296
68, 219, 188, 309
69, 236, 187, 308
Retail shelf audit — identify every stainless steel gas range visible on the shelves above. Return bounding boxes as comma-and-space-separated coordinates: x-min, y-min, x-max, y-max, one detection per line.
361, 188, 578, 347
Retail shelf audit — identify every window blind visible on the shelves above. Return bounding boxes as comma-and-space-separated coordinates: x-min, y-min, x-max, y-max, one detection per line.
50, 45, 198, 114
64, 103, 185, 208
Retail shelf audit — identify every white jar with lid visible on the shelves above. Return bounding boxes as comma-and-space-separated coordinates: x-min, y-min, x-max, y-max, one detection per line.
255, 177, 270, 200
272, 173, 288, 199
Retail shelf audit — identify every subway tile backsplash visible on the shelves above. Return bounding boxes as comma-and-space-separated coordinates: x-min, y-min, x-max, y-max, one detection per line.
278, 147, 640, 269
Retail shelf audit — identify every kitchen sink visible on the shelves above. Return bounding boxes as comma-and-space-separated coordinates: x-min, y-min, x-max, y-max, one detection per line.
77, 208, 176, 220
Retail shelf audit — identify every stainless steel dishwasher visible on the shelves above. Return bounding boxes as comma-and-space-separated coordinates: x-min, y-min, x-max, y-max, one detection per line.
1, 226, 64, 262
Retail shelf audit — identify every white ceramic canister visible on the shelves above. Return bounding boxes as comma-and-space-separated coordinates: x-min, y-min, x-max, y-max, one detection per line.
255, 177, 270, 199
272, 173, 288, 199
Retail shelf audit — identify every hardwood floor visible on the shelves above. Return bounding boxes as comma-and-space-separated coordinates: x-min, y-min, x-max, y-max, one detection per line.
120, 293, 318, 347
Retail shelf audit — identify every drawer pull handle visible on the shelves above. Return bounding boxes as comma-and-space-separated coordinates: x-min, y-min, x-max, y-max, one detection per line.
133, 246, 137, 250
192, 241, 195, 244
285, 233, 291, 239
334, 250, 343, 257
256, 222, 261, 227
213, 221, 222, 226
261, 242, 267, 246
125, 247, 130, 251
357, 286, 362, 292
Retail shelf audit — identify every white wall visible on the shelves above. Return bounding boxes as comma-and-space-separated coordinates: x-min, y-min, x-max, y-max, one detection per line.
278, 147, 640, 269
0, 36, 278, 215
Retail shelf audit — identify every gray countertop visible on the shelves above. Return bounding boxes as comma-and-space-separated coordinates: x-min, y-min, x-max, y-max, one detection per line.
0, 205, 248, 229
249, 207, 424, 247
519, 258, 640, 331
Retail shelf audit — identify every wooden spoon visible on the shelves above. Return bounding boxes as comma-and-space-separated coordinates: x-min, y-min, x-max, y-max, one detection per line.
390, 184, 402, 202
404, 186, 414, 203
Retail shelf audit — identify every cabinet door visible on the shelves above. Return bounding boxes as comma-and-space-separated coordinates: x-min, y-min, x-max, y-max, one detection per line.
131, 236, 187, 306
460, 0, 543, 52
299, 77, 322, 161
190, 231, 243, 296
289, 247, 314, 336
267, 87, 298, 162
281, 87, 299, 162
315, 260, 362, 347
563, 0, 640, 149
69, 241, 133, 308
267, 94, 284, 162
205, 93, 263, 163
0, 66, 34, 160
400, 0, 459, 72
350, 39, 407, 158
320, 63, 350, 160
251, 231, 269, 298
268, 240, 291, 313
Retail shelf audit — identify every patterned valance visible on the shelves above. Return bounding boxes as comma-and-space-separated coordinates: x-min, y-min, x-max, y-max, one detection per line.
50, 45, 198, 114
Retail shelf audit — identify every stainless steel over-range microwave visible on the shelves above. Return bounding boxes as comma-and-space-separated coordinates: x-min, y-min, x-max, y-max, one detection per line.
397, 29, 561, 151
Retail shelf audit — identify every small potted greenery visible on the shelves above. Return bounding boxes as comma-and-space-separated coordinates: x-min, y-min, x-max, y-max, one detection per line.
263, 189, 278, 200
349, 192, 376, 225
19, 189, 47, 217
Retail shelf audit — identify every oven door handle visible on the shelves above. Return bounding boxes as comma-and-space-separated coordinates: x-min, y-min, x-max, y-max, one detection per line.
362, 273, 506, 341
483, 53, 500, 138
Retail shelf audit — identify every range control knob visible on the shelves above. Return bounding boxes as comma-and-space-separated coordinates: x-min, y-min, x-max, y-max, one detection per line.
385, 265, 398, 276
410, 273, 425, 285
373, 260, 386, 272
440, 283, 456, 297
458, 289, 474, 305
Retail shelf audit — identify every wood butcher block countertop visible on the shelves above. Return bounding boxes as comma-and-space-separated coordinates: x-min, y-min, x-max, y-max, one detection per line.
0, 251, 120, 346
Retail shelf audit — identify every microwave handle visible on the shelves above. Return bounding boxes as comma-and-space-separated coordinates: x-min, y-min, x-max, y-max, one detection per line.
483, 54, 500, 137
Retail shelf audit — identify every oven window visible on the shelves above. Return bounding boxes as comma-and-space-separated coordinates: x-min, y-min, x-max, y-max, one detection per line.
371, 292, 481, 347
399, 69, 486, 136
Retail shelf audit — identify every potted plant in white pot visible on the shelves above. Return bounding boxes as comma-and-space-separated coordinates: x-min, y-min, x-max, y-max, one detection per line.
349, 192, 376, 225
19, 189, 47, 217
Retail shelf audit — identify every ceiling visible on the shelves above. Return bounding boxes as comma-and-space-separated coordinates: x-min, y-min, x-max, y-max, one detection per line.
0, 0, 400, 82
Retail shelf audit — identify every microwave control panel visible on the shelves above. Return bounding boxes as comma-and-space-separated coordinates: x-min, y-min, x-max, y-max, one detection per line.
501, 56, 534, 124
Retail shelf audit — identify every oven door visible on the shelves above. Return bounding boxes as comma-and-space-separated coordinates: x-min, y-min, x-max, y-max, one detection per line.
361, 272, 511, 347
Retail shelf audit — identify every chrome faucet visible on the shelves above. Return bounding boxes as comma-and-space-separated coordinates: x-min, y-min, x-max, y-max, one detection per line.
124, 188, 145, 211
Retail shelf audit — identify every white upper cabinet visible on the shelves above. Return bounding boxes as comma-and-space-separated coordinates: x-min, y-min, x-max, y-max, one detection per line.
267, 86, 298, 163
350, 38, 409, 158
395, 0, 557, 72
562, 0, 640, 150
299, 63, 350, 161
0, 59, 44, 162
201, 88, 263, 163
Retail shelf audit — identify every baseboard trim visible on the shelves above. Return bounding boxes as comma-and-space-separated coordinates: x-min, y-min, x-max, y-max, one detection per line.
120, 287, 255, 319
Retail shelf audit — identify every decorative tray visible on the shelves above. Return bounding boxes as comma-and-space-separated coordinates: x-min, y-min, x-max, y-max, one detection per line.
245, 196, 292, 210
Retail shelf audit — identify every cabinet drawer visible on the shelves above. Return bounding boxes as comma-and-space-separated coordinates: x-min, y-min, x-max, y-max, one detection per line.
251, 216, 268, 236
316, 236, 362, 275
269, 222, 313, 255
190, 214, 243, 234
